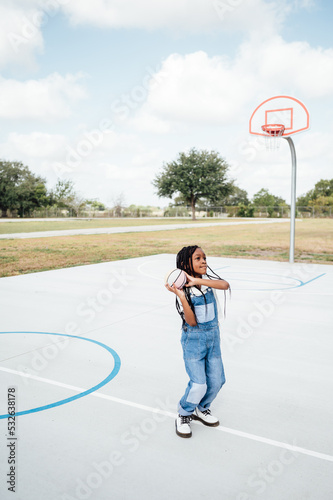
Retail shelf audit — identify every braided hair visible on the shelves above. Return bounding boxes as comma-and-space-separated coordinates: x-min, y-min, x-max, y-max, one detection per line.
175, 245, 228, 324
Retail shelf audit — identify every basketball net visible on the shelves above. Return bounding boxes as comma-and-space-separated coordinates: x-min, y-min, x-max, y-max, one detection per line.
261, 124, 285, 150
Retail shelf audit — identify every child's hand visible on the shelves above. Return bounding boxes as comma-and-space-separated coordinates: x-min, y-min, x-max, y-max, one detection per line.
165, 283, 185, 297
184, 272, 199, 288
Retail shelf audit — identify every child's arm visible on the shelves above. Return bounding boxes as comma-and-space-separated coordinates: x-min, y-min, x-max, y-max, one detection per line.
185, 273, 230, 291
165, 284, 197, 326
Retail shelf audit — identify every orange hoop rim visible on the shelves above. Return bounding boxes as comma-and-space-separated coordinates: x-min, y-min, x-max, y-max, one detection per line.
261, 124, 285, 137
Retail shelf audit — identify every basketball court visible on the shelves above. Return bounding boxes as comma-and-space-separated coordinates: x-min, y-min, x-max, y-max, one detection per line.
1, 253, 332, 500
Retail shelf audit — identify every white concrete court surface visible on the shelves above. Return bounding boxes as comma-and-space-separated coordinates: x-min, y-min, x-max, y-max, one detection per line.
0, 254, 332, 500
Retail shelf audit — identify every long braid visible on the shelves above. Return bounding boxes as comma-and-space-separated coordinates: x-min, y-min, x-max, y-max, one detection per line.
175, 245, 229, 323
175, 246, 198, 323
206, 265, 230, 317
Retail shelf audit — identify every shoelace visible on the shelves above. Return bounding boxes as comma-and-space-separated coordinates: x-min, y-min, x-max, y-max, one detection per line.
201, 409, 211, 416
180, 415, 192, 424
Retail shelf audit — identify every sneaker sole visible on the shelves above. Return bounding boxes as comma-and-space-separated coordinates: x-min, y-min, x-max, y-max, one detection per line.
192, 414, 220, 427
175, 421, 192, 438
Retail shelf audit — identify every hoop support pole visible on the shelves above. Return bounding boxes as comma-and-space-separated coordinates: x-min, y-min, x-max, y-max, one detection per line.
284, 137, 297, 264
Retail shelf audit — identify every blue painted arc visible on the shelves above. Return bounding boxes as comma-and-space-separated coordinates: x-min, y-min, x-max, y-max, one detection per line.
215, 269, 326, 291
0, 331, 121, 419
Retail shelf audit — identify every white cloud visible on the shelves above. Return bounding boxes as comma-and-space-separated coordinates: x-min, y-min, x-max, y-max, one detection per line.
0, 130, 69, 186
239, 36, 333, 98
0, 0, 317, 74
0, 73, 87, 120
212, 0, 285, 38
132, 34, 333, 132
62, 0, 219, 31
61, 0, 286, 35
5, 132, 67, 158
132, 51, 254, 130
0, 3, 43, 69
0, 0, 65, 70
102, 163, 153, 181
287, 0, 317, 12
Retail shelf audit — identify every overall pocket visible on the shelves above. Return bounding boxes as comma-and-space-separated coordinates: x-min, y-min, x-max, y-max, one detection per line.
181, 328, 200, 359
194, 302, 215, 323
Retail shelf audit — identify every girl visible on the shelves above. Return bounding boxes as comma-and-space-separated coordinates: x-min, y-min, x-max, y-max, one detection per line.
165, 245, 230, 438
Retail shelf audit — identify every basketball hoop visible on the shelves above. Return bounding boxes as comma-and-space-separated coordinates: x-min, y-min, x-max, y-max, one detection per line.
250, 96, 311, 263
261, 124, 285, 150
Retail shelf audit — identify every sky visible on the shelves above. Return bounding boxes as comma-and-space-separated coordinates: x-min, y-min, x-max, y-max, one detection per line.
0, 0, 333, 208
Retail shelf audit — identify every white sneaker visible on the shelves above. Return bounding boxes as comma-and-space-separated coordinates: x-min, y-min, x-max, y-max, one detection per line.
192, 408, 219, 427
175, 414, 192, 438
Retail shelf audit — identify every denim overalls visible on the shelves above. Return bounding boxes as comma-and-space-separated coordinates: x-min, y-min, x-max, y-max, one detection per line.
178, 286, 226, 416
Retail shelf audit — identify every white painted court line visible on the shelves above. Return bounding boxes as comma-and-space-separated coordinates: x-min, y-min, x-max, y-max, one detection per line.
2, 367, 332, 463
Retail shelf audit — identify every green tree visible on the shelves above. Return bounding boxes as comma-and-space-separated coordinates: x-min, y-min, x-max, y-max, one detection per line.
0, 160, 48, 217
49, 179, 76, 208
49, 179, 88, 216
152, 148, 232, 220
236, 203, 255, 217
252, 188, 286, 207
309, 195, 333, 206
297, 179, 333, 206
86, 200, 106, 211
252, 188, 287, 217
220, 185, 250, 206
313, 179, 333, 198
17, 179, 48, 217
296, 191, 313, 207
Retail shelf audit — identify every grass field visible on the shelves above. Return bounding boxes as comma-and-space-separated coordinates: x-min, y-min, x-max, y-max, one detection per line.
0, 217, 239, 234
0, 219, 332, 277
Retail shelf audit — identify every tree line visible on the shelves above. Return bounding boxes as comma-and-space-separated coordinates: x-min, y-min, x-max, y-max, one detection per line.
0, 160, 105, 218
1, 153, 332, 219
153, 148, 333, 219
